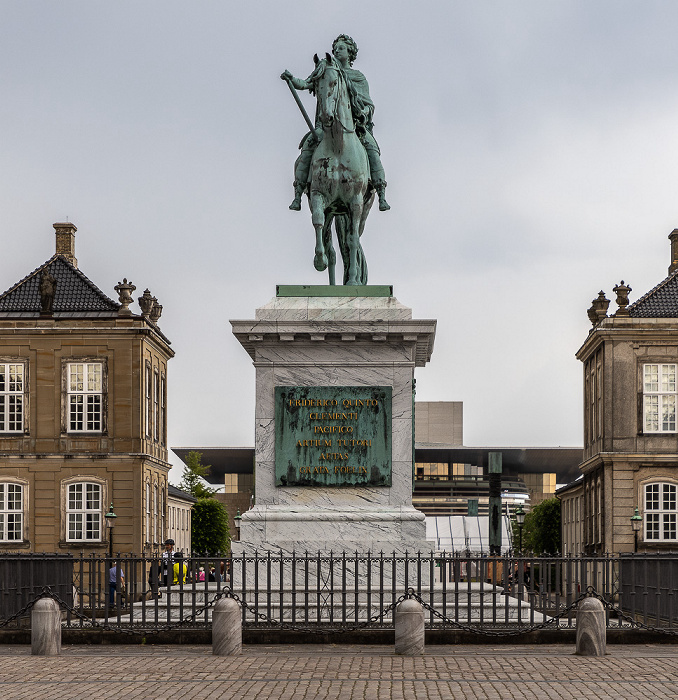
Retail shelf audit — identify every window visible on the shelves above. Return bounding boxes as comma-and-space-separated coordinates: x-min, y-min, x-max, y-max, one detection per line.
145, 364, 152, 438
644, 364, 677, 432
160, 374, 166, 445
584, 348, 604, 447
645, 482, 678, 542
153, 483, 158, 543
67, 363, 103, 432
160, 488, 165, 542
145, 482, 151, 543
0, 482, 24, 542
0, 362, 25, 433
153, 370, 159, 442
66, 482, 102, 541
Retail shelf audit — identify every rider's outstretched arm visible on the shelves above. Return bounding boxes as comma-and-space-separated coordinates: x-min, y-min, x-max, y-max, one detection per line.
280, 70, 309, 90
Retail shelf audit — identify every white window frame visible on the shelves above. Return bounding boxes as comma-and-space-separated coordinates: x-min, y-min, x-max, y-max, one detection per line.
643, 364, 678, 433
65, 481, 103, 542
645, 482, 678, 542
65, 361, 105, 433
0, 361, 27, 434
0, 479, 27, 543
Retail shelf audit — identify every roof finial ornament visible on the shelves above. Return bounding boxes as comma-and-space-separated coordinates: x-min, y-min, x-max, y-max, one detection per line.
149, 297, 163, 324
613, 281, 632, 316
114, 278, 136, 316
587, 291, 610, 327
669, 229, 678, 275
138, 289, 154, 318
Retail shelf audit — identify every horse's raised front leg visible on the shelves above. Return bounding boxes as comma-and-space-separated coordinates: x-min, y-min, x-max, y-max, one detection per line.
309, 191, 328, 272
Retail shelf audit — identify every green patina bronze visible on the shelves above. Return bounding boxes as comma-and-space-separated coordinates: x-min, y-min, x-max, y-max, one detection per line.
276, 285, 392, 298
275, 386, 392, 487
281, 34, 390, 286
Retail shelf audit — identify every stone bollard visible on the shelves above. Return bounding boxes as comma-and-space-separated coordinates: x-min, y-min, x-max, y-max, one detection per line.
31, 597, 61, 656
576, 597, 606, 656
395, 598, 425, 655
212, 597, 242, 656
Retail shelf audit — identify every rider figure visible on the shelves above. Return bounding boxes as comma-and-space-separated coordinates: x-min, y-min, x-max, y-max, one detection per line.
281, 34, 390, 213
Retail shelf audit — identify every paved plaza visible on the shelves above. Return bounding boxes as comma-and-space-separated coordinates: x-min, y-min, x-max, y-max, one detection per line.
0, 644, 676, 699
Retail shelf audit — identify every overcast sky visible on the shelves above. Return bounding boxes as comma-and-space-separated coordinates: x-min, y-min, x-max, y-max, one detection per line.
2, 2, 678, 483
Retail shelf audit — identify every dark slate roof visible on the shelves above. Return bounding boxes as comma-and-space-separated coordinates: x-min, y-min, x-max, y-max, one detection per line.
168, 484, 198, 503
0, 255, 120, 317
628, 270, 678, 318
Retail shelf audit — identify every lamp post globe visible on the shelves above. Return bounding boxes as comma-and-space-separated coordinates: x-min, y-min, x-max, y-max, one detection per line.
234, 509, 242, 541
104, 503, 117, 558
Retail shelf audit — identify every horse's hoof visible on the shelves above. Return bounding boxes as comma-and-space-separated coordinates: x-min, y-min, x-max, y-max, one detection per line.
314, 252, 328, 271
289, 199, 302, 211
379, 199, 391, 211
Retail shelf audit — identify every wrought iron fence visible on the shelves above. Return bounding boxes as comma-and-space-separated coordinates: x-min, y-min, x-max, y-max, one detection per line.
0, 551, 677, 636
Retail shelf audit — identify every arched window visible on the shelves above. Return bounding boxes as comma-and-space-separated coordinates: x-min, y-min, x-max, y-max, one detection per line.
153, 483, 158, 544
0, 479, 27, 542
145, 481, 151, 544
62, 478, 106, 542
160, 487, 165, 543
645, 482, 678, 542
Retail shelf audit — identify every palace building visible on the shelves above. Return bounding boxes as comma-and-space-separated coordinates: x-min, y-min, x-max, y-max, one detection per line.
0, 223, 173, 555
560, 229, 678, 554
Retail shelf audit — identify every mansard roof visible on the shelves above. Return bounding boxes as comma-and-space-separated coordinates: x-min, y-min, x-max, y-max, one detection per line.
0, 254, 120, 318
628, 270, 678, 318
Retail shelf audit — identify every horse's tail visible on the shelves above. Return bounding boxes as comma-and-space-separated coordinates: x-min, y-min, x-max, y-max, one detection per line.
335, 213, 368, 285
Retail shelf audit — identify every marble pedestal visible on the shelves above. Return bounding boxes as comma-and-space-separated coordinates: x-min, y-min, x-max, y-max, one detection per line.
230, 287, 436, 562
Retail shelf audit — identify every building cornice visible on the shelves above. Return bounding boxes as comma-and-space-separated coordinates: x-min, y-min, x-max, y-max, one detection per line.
578, 451, 678, 475
0, 321, 174, 357
576, 319, 678, 361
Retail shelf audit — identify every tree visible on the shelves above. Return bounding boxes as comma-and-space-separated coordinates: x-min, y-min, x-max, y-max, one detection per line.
191, 498, 230, 554
520, 498, 561, 554
180, 450, 217, 499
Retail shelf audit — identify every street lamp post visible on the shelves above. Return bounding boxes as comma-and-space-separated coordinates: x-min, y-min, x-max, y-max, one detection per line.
630, 506, 642, 553
515, 504, 525, 555
104, 502, 117, 558
234, 509, 242, 541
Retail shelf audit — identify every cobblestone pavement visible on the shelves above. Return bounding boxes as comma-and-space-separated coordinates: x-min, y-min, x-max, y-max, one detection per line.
0, 644, 677, 699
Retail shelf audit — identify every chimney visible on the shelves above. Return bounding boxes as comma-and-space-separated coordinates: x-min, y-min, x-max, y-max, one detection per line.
53, 222, 77, 268
669, 229, 678, 275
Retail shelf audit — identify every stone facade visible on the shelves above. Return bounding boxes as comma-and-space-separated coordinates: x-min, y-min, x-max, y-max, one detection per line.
167, 484, 195, 554
558, 479, 584, 555
0, 223, 173, 555
568, 230, 678, 554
